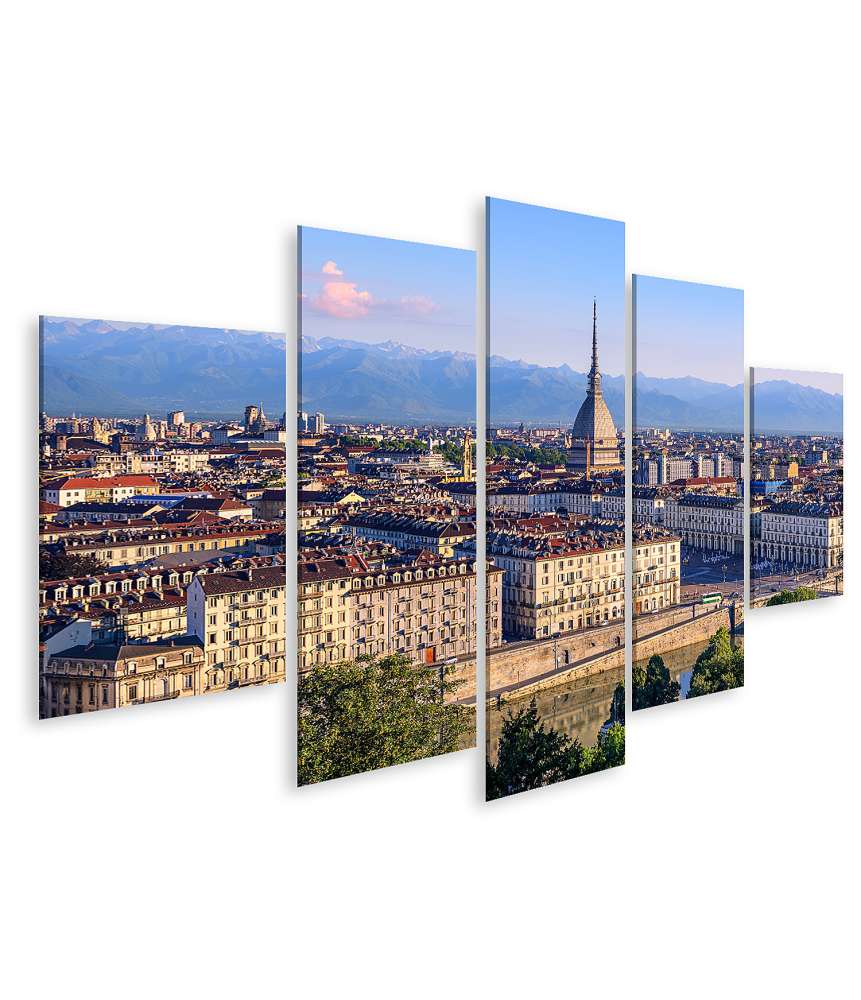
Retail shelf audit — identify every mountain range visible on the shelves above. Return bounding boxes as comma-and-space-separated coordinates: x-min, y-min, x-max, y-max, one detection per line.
301, 337, 843, 432
40, 319, 286, 418
40, 324, 843, 433
752, 379, 843, 433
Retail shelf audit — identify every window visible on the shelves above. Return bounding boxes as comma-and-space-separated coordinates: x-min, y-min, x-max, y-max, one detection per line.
128, 684, 138, 701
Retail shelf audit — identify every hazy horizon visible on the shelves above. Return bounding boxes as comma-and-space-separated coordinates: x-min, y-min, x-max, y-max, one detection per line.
753, 367, 843, 396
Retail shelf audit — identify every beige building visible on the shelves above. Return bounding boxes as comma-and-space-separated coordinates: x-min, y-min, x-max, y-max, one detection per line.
42, 639, 205, 718
753, 500, 843, 569
663, 493, 744, 556
486, 525, 626, 640
297, 554, 500, 670
40, 474, 159, 507
187, 565, 286, 688
55, 523, 277, 568
632, 525, 681, 615
252, 488, 286, 520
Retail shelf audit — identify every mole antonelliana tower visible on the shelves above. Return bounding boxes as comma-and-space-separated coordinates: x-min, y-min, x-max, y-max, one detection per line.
570, 299, 621, 475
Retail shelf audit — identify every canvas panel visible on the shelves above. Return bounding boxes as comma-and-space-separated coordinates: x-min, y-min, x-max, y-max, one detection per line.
297, 227, 479, 785
631, 277, 744, 709
38, 317, 287, 719
749, 367, 844, 607
485, 198, 626, 800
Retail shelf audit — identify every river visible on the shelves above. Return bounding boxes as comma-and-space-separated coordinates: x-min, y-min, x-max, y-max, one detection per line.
485, 632, 745, 760
486, 663, 624, 764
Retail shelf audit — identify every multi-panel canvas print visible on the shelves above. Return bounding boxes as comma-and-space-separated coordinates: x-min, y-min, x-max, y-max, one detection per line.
38, 317, 287, 719
297, 227, 479, 785
631, 277, 744, 708
750, 368, 844, 606
485, 198, 626, 799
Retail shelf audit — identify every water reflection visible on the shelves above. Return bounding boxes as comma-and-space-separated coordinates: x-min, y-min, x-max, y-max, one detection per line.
486, 664, 623, 763
634, 634, 745, 700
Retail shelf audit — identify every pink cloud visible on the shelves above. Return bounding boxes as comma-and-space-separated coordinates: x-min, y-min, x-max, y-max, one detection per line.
310, 279, 374, 319
321, 260, 343, 275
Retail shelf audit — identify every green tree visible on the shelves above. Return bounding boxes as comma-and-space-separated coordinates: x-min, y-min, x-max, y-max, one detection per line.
687, 626, 744, 698
485, 443, 567, 465
766, 586, 818, 606
632, 654, 680, 710
298, 654, 469, 785
582, 723, 626, 774
486, 695, 624, 799
39, 550, 104, 582
606, 680, 625, 726
434, 440, 476, 466
487, 699, 585, 799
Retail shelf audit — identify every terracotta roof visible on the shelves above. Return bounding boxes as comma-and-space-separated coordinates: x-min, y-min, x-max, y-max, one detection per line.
44, 475, 159, 490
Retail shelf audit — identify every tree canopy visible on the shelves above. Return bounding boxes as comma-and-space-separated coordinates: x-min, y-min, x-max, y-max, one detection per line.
632, 654, 680, 710
486, 692, 624, 800
486, 443, 568, 465
687, 626, 744, 698
434, 440, 475, 466
766, 586, 818, 606
298, 654, 469, 785
39, 550, 104, 582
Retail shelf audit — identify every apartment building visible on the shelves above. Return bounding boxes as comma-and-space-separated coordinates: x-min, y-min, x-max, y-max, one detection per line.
663, 493, 744, 556
632, 525, 682, 615
297, 553, 500, 670
485, 525, 626, 640
187, 564, 286, 688
42, 638, 205, 718
753, 499, 843, 569
40, 474, 159, 507
342, 513, 476, 557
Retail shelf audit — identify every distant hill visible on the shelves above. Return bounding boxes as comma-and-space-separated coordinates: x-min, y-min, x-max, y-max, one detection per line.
300, 336, 476, 423
40, 319, 286, 418
753, 379, 843, 433
299, 335, 755, 428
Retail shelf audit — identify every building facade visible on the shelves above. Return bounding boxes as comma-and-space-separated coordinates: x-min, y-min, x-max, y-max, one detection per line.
187, 565, 287, 687
297, 555, 500, 670
753, 500, 843, 569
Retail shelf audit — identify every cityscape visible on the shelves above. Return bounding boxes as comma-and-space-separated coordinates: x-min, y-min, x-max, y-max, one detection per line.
485, 198, 627, 798
297, 228, 480, 784
750, 368, 844, 606
38, 318, 286, 719
631, 276, 745, 709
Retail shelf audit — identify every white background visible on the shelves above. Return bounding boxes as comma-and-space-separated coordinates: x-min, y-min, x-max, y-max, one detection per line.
2, 3, 858, 998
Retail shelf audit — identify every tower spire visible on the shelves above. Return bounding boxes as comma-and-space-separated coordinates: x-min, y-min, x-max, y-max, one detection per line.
589, 297, 601, 394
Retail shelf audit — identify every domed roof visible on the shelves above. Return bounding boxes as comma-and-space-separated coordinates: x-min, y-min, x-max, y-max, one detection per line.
571, 299, 618, 445
572, 390, 617, 443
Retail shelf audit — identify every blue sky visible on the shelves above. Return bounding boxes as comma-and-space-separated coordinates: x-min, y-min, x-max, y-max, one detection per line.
299, 227, 476, 353
487, 197, 625, 375
754, 367, 843, 395
634, 275, 744, 384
